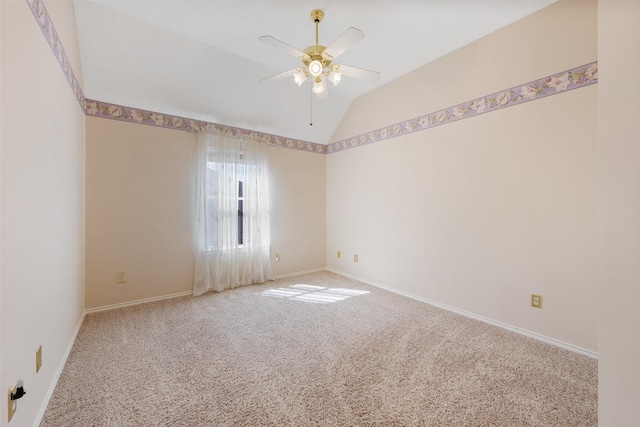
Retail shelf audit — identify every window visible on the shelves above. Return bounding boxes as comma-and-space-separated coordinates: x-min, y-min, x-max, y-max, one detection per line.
237, 167, 243, 246
194, 132, 272, 295
204, 160, 245, 249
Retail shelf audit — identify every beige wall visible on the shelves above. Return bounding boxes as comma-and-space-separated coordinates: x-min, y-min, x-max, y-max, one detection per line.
326, 1, 598, 352
598, 0, 640, 424
1, 1, 85, 426
9, 0, 640, 423
268, 146, 326, 277
85, 118, 326, 309
331, 1, 597, 144
86, 118, 196, 309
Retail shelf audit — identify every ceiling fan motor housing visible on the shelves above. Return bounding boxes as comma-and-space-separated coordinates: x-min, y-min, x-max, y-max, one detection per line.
303, 46, 332, 67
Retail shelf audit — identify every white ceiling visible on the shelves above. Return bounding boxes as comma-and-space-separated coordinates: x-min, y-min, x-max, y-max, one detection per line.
74, 0, 556, 144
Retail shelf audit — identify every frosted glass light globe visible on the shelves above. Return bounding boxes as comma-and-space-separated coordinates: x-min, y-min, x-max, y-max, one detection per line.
308, 60, 323, 77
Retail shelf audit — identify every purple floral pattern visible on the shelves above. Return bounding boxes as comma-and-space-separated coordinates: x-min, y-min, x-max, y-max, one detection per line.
26, 0, 596, 156
84, 100, 327, 154
326, 62, 598, 153
26, 0, 85, 112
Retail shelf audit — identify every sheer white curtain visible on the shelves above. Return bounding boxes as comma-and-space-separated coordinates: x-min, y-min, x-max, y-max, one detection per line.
194, 130, 272, 296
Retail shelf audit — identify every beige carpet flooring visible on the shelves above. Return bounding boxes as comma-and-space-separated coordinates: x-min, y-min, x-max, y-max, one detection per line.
41, 271, 597, 426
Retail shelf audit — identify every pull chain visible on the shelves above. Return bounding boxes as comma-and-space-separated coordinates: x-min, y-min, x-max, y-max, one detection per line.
309, 87, 313, 126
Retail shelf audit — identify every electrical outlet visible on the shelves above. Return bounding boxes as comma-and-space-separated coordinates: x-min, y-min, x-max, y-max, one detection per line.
8, 386, 17, 422
36, 346, 42, 373
531, 294, 543, 309
337, 251, 341, 259
116, 272, 127, 284
275, 253, 280, 262
354, 254, 359, 262
7, 381, 23, 423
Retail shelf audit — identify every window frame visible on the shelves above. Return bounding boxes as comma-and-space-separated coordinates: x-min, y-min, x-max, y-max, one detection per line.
205, 156, 246, 249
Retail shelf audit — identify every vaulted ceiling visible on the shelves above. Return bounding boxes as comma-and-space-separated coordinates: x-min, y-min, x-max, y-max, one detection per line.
74, 1, 556, 144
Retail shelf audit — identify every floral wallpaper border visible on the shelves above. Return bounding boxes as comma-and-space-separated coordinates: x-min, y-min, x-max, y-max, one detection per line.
327, 61, 598, 154
26, 0, 597, 156
86, 61, 597, 155
24, 0, 325, 153
84, 100, 327, 154
26, 0, 85, 112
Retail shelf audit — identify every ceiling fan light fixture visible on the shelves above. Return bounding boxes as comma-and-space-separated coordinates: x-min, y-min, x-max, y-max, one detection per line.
293, 69, 308, 86
308, 60, 324, 77
327, 66, 342, 86
259, 9, 379, 102
312, 77, 326, 94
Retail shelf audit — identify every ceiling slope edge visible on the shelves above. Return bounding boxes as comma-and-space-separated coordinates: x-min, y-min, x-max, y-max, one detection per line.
27, 0, 85, 112
26, 0, 326, 154
327, 61, 598, 154
26, 0, 597, 156
86, 62, 597, 155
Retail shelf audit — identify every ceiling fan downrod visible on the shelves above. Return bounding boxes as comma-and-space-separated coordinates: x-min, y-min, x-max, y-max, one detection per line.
311, 9, 324, 46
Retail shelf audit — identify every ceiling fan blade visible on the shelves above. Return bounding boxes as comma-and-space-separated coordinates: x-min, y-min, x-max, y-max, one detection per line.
260, 68, 298, 82
323, 27, 365, 60
337, 64, 381, 81
258, 35, 308, 60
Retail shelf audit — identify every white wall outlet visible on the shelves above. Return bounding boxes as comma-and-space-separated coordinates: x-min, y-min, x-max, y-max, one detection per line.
116, 272, 127, 284
354, 254, 359, 262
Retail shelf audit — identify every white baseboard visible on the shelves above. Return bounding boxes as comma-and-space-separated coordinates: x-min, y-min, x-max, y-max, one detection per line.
33, 310, 86, 427
30, 268, 322, 426
273, 267, 326, 280
85, 290, 194, 314
33, 266, 594, 427
86, 270, 329, 314
86, 270, 330, 314
325, 268, 598, 359
85, 268, 332, 314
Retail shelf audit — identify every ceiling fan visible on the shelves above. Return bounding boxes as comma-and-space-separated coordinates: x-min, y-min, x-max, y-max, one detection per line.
259, 9, 380, 99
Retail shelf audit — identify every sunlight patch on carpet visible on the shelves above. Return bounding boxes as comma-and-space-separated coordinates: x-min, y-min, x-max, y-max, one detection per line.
260, 284, 370, 304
